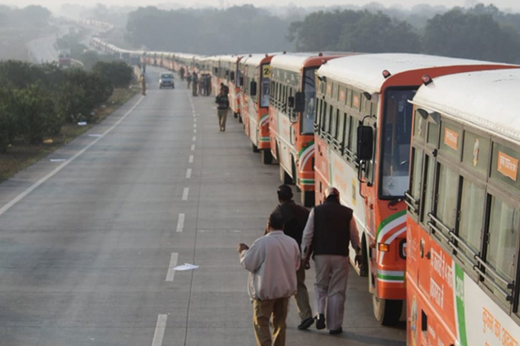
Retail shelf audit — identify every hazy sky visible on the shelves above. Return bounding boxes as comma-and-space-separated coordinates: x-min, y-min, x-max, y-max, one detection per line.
2, 0, 520, 12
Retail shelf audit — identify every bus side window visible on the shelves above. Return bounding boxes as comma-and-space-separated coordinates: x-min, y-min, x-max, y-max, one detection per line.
435, 163, 459, 231
336, 111, 346, 153
484, 195, 519, 305
457, 177, 485, 264
320, 102, 329, 134
420, 155, 434, 225
408, 147, 423, 216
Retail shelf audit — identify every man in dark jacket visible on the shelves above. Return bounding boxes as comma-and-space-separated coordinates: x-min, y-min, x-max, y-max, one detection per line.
301, 187, 362, 335
215, 88, 229, 132
272, 185, 314, 330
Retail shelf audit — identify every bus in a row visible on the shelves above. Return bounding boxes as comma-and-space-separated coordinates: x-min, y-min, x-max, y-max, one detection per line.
405, 68, 520, 346
312, 53, 515, 325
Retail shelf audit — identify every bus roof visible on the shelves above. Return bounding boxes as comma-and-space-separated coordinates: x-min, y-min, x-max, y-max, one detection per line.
241, 54, 272, 66
411, 68, 520, 145
270, 53, 336, 72
317, 53, 510, 94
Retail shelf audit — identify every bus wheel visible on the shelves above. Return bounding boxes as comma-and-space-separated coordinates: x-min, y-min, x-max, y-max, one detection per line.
238, 114, 243, 123
251, 143, 259, 153
373, 296, 402, 326
280, 165, 292, 184
360, 236, 368, 277
261, 150, 273, 165
301, 191, 314, 207
234, 112, 238, 118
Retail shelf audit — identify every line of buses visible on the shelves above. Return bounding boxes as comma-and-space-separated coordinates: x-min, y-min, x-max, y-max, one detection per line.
90, 36, 520, 346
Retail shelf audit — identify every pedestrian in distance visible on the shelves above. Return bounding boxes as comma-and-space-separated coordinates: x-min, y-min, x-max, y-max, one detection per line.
238, 211, 300, 346
179, 66, 185, 80
192, 72, 198, 96
140, 74, 146, 96
186, 72, 192, 89
215, 87, 230, 132
271, 185, 314, 330
301, 187, 362, 335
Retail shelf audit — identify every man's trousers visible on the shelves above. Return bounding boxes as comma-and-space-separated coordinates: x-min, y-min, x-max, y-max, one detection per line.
253, 297, 289, 346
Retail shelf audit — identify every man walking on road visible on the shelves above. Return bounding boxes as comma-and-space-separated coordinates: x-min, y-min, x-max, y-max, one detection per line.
238, 212, 300, 346
301, 187, 362, 335
272, 185, 314, 330
215, 88, 229, 131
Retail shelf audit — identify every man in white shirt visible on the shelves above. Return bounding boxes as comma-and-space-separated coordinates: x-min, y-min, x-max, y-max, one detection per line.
238, 212, 300, 346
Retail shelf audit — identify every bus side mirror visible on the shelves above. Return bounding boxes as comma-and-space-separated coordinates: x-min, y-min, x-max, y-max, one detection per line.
230, 71, 235, 82
250, 80, 257, 96
357, 126, 373, 161
294, 91, 305, 113
288, 96, 295, 108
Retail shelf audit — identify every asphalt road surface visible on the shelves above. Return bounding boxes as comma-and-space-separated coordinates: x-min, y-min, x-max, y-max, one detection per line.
0, 67, 406, 346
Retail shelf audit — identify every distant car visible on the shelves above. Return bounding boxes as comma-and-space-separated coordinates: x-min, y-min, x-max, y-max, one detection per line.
159, 73, 174, 89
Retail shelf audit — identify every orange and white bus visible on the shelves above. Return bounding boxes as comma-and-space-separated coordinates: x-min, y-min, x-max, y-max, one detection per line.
269, 53, 344, 207
313, 53, 515, 325
406, 68, 520, 346
240, 54, 275, 163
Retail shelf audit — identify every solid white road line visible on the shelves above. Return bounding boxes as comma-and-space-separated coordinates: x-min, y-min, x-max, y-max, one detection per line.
0, 97, 144, 217
176, 214, 185, 233
182, 188, 189, 201
151, 314, 168, 346
186, 169, 192, 179
166, 253, 179, 281
189, 155, 194, 163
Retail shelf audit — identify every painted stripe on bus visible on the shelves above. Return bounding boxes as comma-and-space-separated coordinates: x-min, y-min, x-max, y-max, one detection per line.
455, 264, 468, 346
299, 142, 315, 170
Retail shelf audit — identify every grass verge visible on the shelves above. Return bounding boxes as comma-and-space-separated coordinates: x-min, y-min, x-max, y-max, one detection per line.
0, 86, 139, 183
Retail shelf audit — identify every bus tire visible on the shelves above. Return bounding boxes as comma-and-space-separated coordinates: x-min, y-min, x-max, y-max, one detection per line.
261, 150, 273, 165
252, 143, 259, 153
234, 112, 238, 119
238, 114, 243, 123
373, 296, 402, 326
301, 190, 315, 207
280, 165, 292, 184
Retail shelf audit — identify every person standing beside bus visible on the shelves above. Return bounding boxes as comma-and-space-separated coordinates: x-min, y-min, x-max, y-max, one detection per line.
215, 87, 229, 132
179, 66, 185, 80
192, 72, 198, 96
186, 72, 192, 89
301, 187, 362, 335
238, 212, 300, 346
272, 185, 314, 331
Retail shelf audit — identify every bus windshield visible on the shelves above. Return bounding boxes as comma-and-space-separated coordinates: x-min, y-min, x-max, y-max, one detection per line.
380, 88, 416, 198
260, 63, 270, 108
301, 67, 317, 135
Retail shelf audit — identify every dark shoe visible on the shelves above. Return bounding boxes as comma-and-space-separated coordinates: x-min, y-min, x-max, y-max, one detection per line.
297, 316, 314, 330
315, 314, 325, 330
329, 327, 343, 335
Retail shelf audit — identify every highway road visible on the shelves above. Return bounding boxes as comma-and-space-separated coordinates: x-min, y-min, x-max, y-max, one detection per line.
0, 67, 406, 346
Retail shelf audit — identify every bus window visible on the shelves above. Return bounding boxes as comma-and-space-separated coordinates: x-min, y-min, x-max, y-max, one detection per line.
458, 178, 485, 259
436, 163, 459, 230
261, 75, 270, 108
420, 155, 433, 224
380, 89, 415, 198
486, 197, 519, 285
409, 147, 423, 214
337, 112, 346, 151
302, 68, 317, 135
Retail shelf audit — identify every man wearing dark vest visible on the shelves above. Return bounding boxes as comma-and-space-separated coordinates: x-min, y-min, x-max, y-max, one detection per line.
272, 185, 314, 330
301, 186, 361, 335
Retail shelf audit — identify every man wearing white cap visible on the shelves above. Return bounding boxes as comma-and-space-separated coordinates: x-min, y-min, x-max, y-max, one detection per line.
300, 186, 362, 335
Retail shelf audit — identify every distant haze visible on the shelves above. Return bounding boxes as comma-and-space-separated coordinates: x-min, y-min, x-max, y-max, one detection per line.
1, 0, 520, 12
